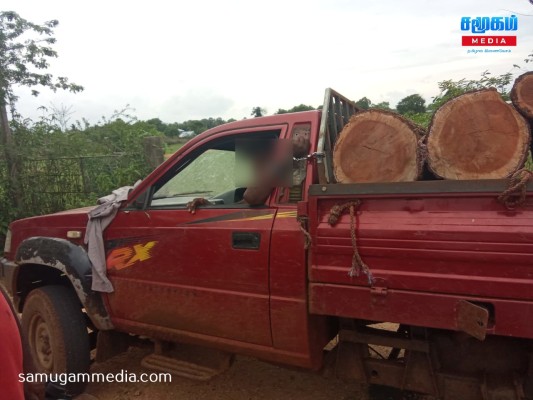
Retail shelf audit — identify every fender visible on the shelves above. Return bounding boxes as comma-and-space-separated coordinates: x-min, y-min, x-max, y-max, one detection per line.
15, 237, 113, 330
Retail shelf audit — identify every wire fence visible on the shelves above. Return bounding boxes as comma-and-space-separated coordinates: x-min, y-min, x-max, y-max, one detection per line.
0, 147, 160, 230
14, 153, 148, 215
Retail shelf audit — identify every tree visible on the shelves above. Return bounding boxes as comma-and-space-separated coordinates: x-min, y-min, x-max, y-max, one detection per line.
45, 103, 75, 131
275, 104, 316, 114
0, 11, 83, 130
355, 97, 372, 110
396, 94, 426, 115
429, 70, 513, 111
372, 101, 393, 111
146, 118, 166, 134
0, 11, 83, 208
251, 107, 266, 118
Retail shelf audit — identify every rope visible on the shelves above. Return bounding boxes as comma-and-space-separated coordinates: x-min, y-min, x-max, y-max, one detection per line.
297, 216, 312, 250
328, 201, 374, 285
498, 169, 532, 210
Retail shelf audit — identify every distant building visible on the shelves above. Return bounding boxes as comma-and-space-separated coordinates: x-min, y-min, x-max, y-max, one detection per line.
178, 129, 195, 138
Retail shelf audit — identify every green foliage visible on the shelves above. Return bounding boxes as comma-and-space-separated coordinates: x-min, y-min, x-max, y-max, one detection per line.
251, 107, 266, 118
355, 97, 372, 110
145, 117, 230, 137
276, 104, 316, 114
146, 104, 318, 138
355, 98, 393, 112
165, 142, 185, 154
145, 118, 166, 133
372, 101, 393, 111
404, 112, 432, 128
0, 114, 160, 242
13, 117, 161, 159
430, 70, 513, 111
0, 162, 16, 233
396, 94, 426, 115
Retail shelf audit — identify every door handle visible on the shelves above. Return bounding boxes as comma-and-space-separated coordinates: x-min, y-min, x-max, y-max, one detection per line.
232, 232, 261, 250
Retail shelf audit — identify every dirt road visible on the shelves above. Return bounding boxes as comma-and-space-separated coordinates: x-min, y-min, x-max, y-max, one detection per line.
76, 346, 408, 400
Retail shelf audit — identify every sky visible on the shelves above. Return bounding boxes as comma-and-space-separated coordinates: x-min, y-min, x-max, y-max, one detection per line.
2, 0, 533, 124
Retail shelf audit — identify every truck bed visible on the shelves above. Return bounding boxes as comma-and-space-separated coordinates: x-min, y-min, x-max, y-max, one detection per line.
307, 179, 533, 339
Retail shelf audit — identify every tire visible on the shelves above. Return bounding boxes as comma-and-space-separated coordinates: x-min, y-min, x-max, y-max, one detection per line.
21, 285, 90, 396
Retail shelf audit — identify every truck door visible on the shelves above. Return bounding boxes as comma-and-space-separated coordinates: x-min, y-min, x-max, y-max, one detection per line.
104, 127, 285, 346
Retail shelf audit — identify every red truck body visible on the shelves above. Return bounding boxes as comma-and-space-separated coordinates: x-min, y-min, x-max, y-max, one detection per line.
308, 181, 533, 339
2, 90, 533, 399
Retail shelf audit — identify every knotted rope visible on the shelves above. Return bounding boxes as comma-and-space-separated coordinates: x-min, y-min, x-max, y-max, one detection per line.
297, 216, 312, 250
498, 169, 532, 210
328, 200, 374, 285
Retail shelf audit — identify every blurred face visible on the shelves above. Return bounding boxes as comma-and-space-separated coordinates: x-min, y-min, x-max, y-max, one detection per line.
292, 127, 310, 158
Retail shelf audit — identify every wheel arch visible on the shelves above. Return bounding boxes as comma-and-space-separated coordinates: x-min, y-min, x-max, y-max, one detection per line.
15, 237, 113, 330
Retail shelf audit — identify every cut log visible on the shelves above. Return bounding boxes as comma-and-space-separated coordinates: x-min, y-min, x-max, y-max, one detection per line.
333, 110, 425, 183
427, 89, 530, 180
511, 71, 533, 119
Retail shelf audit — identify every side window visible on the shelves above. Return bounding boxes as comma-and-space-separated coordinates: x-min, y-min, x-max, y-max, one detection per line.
150, 149, 238, 208
148, 129, 283, 209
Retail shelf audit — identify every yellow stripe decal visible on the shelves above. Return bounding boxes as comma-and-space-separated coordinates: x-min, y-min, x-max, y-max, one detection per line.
226, 211, 297, 222
186, 209, 298, 225
277, 211, 298, 219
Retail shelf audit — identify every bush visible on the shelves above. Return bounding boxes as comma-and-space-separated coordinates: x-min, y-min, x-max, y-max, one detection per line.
0, 118, 162, 252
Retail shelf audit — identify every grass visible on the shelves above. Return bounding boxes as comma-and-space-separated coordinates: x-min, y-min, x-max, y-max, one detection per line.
525, 153, 533, 170
165, 142, 184, 155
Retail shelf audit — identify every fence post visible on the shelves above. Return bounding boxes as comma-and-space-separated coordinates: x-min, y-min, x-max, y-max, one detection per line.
143, 136, 164, 170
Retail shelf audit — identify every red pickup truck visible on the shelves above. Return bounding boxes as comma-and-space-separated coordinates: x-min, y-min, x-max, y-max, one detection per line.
2, 89, 533, 399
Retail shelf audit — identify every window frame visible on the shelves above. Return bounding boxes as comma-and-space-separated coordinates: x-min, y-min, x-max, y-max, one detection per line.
145, 127, 285, 211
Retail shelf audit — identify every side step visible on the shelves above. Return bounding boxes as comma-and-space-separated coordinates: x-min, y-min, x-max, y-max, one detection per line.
141, 341, 234, 381
141, 354, 227, 381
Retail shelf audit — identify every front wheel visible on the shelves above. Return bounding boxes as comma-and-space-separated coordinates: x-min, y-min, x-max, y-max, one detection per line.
22, 285, 90, 396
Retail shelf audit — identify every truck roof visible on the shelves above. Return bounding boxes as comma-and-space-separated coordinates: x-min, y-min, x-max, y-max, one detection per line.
196, 109, 320, 141
172, 109, 320, 162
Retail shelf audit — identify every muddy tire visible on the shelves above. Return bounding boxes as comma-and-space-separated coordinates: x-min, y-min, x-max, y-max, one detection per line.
21, 285, 90, 396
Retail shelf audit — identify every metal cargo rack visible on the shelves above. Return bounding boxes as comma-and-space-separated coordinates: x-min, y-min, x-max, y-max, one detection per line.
317, 88, 359, 184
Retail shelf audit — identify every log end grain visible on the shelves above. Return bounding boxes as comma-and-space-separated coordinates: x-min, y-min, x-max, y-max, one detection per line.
427, 89, 530, 180
333, 110, 424, 183
511, 71, 533, 120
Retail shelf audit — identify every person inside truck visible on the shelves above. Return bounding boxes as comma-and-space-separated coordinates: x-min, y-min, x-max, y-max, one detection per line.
187, 126, 310, 213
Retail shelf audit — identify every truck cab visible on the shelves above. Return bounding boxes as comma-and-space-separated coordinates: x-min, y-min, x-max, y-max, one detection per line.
100, 110, 331, 368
